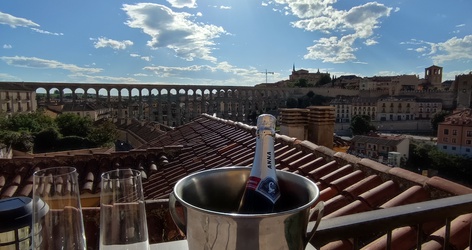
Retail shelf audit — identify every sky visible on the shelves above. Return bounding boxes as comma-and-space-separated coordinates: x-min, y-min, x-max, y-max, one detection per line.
1, 0, 472, 87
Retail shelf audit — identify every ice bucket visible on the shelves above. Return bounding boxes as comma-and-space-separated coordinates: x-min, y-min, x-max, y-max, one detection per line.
169, 167, 323, 250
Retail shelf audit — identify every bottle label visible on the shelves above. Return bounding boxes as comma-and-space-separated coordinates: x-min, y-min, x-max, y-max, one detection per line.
245, 176, 261, 190
257, 177, 280, 203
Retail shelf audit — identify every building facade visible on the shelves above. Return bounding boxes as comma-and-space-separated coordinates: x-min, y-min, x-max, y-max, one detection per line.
0, 84, 37, 116
437, 109, 472, 157
348, 134, 409, 165
330, 97, 352, 123
455, 72, 472, 109
376, 95, 416, 121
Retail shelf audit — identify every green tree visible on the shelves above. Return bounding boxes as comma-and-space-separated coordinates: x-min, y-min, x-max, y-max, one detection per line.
3, 111, 55, 133
295, 78, 308, 87
87, 120, 119, 147
350, 115, 376, 135
55, 113, 93, 137
431, 110, 451, 132
33, 127, 61, 152
316, 74, 332, 86
0, 130, 34, 152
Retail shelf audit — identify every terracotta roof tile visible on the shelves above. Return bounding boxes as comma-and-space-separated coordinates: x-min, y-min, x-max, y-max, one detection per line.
358, 180, 401, 208
324, 200, 371, 219
320, 240, 353, 250
424, 213, 472, 250
319, 164, 353, 185
297, 157, 325, 174
309, 160, 339, 181
330, 170, 365, 192
341, 175, 383, 200
1, 113, 471, 249
380, 185, 430, 209
323, 194, 352, 216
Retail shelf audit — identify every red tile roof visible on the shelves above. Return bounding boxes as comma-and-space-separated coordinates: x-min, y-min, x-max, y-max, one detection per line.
0, 113, 471, 249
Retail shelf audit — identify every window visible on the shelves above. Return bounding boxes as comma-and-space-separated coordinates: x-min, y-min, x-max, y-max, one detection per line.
466, 140, 471, 145
444, 129, 449, 135
443, 145, 447, 149
453, 130, 457, 135
467, 131, 472, 137
443, 138, 448, 142
452, 138, 456, 143
452, 147, 456, 150
467, 148, 471, 153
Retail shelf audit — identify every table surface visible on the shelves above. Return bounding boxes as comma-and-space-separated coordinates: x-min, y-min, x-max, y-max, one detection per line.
151, 240, 317, 250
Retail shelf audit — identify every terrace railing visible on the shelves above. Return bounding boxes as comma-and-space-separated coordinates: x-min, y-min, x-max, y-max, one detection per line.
309, 193, 472, 250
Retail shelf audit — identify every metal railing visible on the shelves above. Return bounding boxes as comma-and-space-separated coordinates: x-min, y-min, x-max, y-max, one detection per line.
309, 193, 472, 250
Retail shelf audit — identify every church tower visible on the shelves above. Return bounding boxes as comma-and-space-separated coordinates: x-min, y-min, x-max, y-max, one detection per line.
425, 65, 443, 89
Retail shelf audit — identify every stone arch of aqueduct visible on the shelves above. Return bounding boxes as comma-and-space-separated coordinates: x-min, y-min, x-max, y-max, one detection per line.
19, 82, 322, 126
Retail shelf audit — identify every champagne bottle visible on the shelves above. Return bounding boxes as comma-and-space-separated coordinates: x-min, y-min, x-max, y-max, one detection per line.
238, 114, 280, 213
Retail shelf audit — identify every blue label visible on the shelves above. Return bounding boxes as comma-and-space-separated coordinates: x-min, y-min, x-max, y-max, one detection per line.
257, 177, 280, 203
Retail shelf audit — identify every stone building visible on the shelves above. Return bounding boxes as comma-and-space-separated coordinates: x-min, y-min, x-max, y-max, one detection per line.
376, 95, 416, 121
0, 83, 37, 116
348, 133, 410, 164
455, 72, 472, 109
425, 65, 443, 89
289, 65, 330, 86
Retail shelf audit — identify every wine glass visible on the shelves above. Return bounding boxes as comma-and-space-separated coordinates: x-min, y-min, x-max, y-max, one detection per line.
32, 167, 86, 250
99, 169, 149, 250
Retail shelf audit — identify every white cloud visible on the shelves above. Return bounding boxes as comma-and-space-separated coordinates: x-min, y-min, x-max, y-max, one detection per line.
31, 28, 63, 36
0, 73, 21, 81
130, 53, 151, 61
143, 61, 269, 82
3, 44, 12, 49
404, 35, 472, 64
0, 56, 102, 73
92, 37, 133, 50
0, 11, 62, 36
304, 35, 357, 63
456, 24, 465, 28
277, 1, 392, 63
364, 39, 378, 46
122, 3, 228, 62
69, 73, 138, 83
0, 11, 39, 28
220, 6, 231, 10
166, 0, 197, 8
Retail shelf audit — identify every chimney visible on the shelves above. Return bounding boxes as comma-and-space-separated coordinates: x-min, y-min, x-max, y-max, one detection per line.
279, 108, 308, 140
307, 106, 335, 149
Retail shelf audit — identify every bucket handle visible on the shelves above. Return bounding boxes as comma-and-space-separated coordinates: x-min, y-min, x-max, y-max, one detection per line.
169, 191, 186, 234
304, 201, 324, 247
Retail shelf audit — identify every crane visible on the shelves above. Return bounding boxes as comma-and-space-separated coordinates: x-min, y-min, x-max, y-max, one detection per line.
260, 69, 274, 84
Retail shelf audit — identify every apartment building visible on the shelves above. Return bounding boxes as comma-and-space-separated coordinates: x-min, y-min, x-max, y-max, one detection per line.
0, 83, 37, 116
376, 95, 416, 121
437, 109, 472, 157
62, 102, 113, 121
351, 97, 377, 121
416, 98, 443, 120
348, 133, 409, 164
330, 94, 443, 124
330, 96, 352, 123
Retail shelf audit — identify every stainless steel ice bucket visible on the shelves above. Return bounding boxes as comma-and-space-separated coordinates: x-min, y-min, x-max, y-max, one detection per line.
169, 167, 324, 250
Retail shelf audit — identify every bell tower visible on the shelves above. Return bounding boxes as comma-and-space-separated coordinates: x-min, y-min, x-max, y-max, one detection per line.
425, 65, 443, 89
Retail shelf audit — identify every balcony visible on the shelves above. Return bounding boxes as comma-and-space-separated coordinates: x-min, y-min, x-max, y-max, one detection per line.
71, 193, 472, 249
310, 193, 472, 249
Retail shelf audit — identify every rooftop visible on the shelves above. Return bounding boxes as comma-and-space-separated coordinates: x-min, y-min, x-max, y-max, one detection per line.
0, 113, 471, 249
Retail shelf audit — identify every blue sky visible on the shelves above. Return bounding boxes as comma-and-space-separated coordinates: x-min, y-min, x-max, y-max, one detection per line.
1, 0, 471, 86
